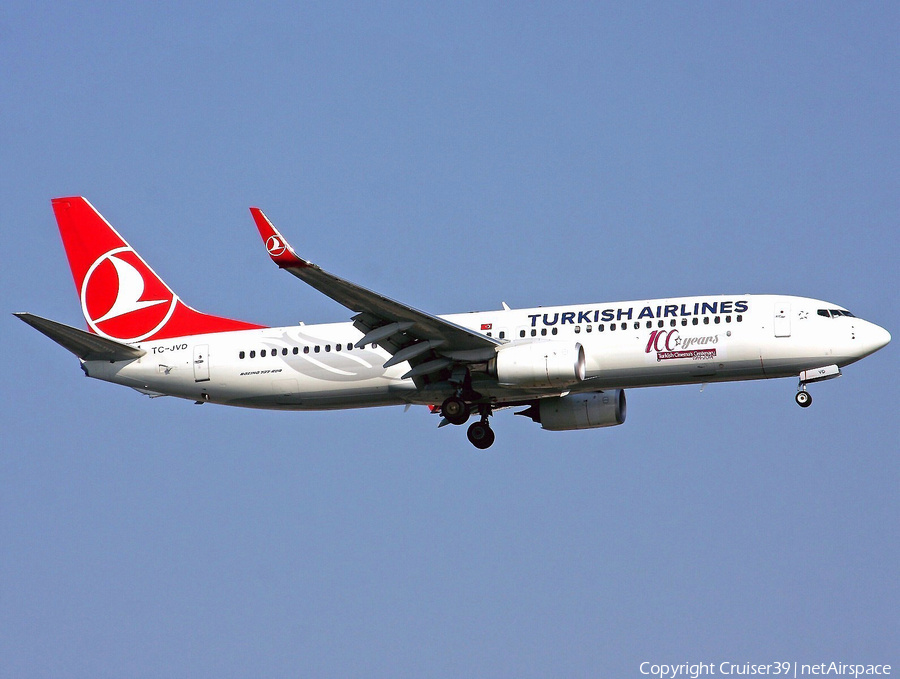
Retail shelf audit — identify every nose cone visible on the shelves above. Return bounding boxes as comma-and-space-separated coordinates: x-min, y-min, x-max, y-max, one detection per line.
861, 322, 891, 357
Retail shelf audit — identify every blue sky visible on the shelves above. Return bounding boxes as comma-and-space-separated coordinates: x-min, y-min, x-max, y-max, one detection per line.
2, 2, 898, 677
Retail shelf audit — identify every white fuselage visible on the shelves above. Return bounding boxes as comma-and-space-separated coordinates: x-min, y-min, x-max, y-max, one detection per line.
83, 294, 890, 410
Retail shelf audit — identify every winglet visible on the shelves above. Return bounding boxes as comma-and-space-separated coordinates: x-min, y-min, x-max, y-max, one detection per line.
249, 207, 309, 268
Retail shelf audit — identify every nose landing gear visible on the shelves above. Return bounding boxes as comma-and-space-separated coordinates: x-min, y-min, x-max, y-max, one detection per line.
794, 364, 842, 408
795, 389, 812, 408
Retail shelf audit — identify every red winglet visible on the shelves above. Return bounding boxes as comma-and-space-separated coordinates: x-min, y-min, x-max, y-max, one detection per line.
249, 207, 308, 268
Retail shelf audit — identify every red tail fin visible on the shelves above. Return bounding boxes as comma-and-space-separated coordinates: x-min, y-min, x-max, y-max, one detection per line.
51, 197, 264, 342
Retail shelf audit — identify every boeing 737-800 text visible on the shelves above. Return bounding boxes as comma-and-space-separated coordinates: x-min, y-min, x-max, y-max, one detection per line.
16, 197, 891, 448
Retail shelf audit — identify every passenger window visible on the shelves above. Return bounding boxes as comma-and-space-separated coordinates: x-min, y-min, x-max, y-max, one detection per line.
499, 331, 505, 339
250, 350, 256, 358
658, 320, 664, 328
725, 316, 731, 323
336, 343, 341, 351
303, 346, 309, 354
703, 317, 710, 325
599, 324, 604, 332
239, 351, 245, 359
486, 332, 492, 337
531, 329, 537, 337
261, 349, 267, 357
347, 343, 353, 350
610, 324, 616, 332
681, 318, 687, 326
574, 326, 581, 334
714, 316, 720, 324
586, 325, 592, 333
541, 328, 547, 336
692, 318, 699, 325
737, 314, 742, 322
314, 346, 320, 353
634, 322, 640, 330
552, 327, 558, 335
325, 345, 331, 352
282, 348, 288, 355
646, 321, 652, 329
520, 330, 526, 338
670, 319, 676, 327
293, 347, 299, 354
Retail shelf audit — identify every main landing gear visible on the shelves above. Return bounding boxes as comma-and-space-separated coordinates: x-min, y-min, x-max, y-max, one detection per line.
467, 422, 494, 449
440, 395, 470, 425
440, 396, 495, 449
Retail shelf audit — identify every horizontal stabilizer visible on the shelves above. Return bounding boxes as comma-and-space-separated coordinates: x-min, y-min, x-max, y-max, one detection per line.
14, 312, 146, 362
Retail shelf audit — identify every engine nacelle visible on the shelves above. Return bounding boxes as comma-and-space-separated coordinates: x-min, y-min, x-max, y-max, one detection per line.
490, 341, 585, 389
519, 390, 627, 431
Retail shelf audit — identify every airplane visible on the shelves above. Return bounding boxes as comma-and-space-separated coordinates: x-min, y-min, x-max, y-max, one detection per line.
16, 197, 891, 449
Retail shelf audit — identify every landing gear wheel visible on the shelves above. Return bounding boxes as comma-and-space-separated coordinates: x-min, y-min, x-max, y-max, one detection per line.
795, 391, 812, 408
467, 421, 495, 449
441, 396, 470, 425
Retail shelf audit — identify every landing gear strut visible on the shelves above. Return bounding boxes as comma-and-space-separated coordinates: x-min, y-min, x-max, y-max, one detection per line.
466, 405, 495, 449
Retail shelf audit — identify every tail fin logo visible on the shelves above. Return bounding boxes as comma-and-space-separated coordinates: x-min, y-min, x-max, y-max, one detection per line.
265, 236, 287, 256
81, 246, 177, 342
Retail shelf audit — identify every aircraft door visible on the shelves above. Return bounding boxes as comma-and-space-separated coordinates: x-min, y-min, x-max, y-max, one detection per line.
193, 344, 210, 382
774, 303, 791, 337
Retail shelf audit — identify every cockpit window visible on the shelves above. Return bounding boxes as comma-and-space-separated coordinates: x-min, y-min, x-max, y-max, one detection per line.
818, 308, 856, 318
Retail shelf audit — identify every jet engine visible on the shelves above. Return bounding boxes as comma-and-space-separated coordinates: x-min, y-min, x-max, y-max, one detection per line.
518, 390, 627, 431
489, 341, 585, 389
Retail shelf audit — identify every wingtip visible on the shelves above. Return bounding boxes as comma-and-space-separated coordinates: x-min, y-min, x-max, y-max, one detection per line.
250, 207, 308, 268
51, 196, 89, 206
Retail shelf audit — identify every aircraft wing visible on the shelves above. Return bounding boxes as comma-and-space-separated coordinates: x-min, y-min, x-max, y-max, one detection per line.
250, 208, 501, 378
